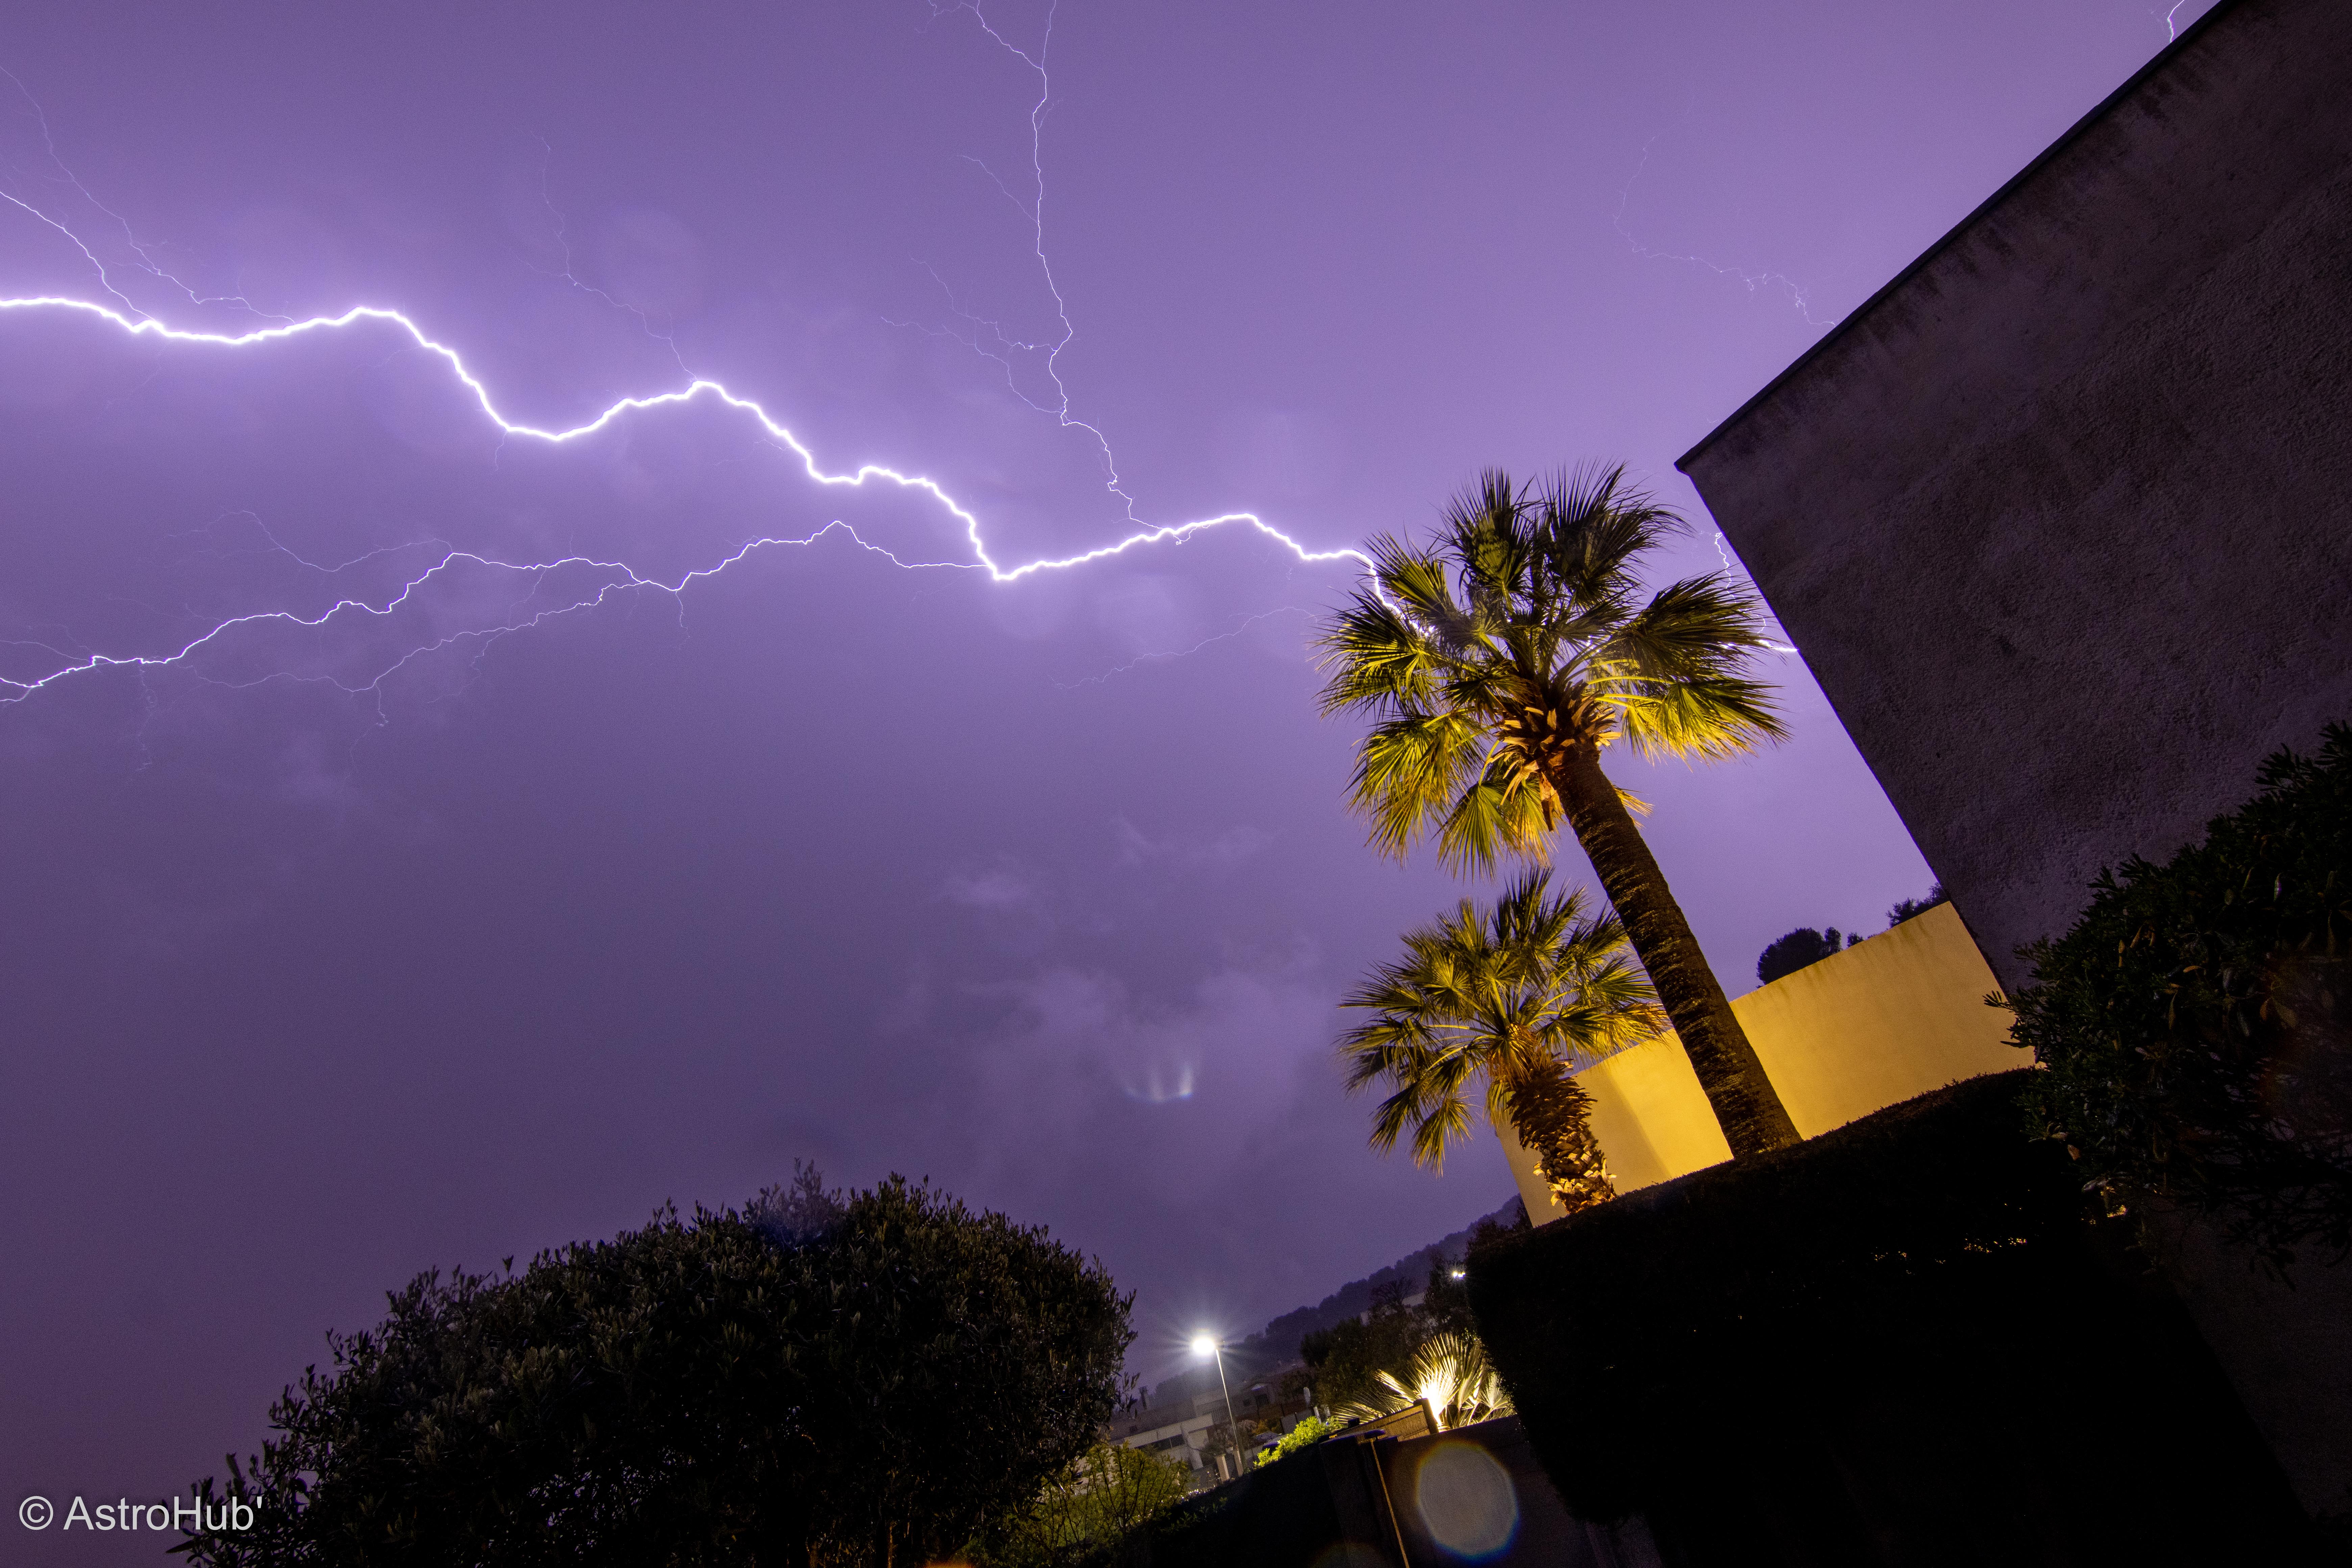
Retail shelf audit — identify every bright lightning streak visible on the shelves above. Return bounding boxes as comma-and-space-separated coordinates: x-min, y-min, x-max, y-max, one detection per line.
0, 21, 1369, 714
0, 292, 1368, 702
0, 65, 288, 323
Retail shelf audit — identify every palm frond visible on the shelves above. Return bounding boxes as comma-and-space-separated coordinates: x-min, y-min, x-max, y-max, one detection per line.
1407, 1091, 1476, 1170
1610, 673, 1788, 761
1348, 711, 1485, 858
1368, 534, 1487, 656
1335, 1332, 1514, 1431
1315, 590, 1444, 715
1432, 759, 1554, 875
1318, 461, 1781, 863
1532, 464, 1684, 611
1603, 573, 1780, 679
1337, 869, 1660, 1176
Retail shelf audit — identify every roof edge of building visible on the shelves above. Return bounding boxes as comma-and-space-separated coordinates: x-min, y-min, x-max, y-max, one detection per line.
1673, 0, 2246, 474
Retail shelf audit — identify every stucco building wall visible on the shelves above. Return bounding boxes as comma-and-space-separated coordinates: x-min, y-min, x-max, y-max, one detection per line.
1667, 0, 2352, 1523
1501, 903, 2015, 1216
1676, 0, 2352, 994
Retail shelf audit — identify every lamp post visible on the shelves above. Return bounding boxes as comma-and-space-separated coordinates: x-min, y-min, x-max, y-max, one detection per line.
1191, 1333, 1241, 1476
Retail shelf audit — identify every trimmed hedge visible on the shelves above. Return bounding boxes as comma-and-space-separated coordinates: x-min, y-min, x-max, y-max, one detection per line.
1467, 1072, 2324, 1563
2009, 726, 2352, 1268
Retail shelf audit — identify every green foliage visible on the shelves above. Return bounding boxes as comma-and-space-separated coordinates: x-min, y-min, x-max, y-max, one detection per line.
1339, 868, 1657, 1207
1255, 1415, 1338, 1467
971, 1441, 1194, 1568
176, 1169, 1132, 1567
1333, 1331, 1513, 1431
2009, 728, 2352, 1266
1421, 1251, 1476, 1341
1315, 465, 1785, 874
1299, 1279, 1513, 1437
1298, 1281, 1427, 1414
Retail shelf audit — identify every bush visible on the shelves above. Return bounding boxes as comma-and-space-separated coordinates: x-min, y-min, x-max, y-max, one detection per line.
177, 1171, 1131, 1567
1254, 1416, 1337, 1468
2008, 726, 2352, 1267
1465, 1074, 2316, 1555
972, 1441, 1194, 1568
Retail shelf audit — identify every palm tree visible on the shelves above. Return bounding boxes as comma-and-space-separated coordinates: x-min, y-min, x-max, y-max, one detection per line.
1341, 870, 1662, 1213
1334, 1332, 1513, 1432
1320, 466, 1800, 1156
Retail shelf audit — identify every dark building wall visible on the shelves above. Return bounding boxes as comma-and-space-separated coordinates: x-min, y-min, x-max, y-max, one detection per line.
1677, 0, 2352, 997
1673, 0, 2352, 1527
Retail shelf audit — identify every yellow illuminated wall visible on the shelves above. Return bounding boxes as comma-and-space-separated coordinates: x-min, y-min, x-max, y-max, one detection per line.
1500, 902, 2022, 1217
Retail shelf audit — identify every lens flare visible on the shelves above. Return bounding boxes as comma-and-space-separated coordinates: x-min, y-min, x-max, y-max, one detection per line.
1411, 1439, 1519, 1562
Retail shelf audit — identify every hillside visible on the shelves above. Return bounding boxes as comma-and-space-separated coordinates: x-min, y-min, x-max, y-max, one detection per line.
1144, 1193, 1525, 1405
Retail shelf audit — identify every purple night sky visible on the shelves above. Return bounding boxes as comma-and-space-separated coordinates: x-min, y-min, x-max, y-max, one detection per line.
1, 2, 2206, 1559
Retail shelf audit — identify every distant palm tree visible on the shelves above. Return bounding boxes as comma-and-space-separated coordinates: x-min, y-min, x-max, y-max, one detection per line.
1341, 870, 1660, 1213
1319, 466, 1800, 1156
1335, 1332, 1513, 1432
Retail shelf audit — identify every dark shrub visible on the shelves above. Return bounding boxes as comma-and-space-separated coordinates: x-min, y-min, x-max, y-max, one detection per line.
2008, 725, 2352, 1267
1755, 925, 1852, 985
1466, 1074, 2318, 1561
179, 1172, 1131, 1567
1888, 882, 1947, 926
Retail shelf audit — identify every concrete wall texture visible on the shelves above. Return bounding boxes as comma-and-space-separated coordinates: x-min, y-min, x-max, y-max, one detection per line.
1678, 0, 2352, 996
1673, 0, 2352, 1526
1500, 902, 2016, 1217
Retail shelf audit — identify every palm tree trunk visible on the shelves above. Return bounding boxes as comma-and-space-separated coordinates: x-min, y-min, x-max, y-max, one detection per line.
1498, 1054, 1618, 1214
1546, 743, 1800, 1157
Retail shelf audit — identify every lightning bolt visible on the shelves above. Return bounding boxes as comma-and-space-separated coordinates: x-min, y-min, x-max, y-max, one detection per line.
1612, 134, 1839, 329
0, 293, 1369, 703
914, 0, 1147, 521
0, 26, 1369, 712
529, 134, 690, 378
0, 65, 288, 324
1054, 606, 1314, 690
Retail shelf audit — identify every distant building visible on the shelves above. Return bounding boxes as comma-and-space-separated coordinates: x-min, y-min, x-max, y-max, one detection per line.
1105, 1362, 1317, 1480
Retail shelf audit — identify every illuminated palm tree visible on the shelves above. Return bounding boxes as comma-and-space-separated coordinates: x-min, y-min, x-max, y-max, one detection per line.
1341, 870, 1661, 1213
1335, 1332, 1513, 1431
1320, 466, 1800, 1156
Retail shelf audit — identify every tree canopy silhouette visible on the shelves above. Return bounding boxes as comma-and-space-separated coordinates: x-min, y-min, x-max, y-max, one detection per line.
178, 1170, 1131, 1568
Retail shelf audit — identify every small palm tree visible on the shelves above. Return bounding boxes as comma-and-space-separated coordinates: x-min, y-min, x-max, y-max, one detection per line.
1341, 870, 1661, 1213
1335, 1333, 1513, 1432
1320, 466, 1800, 1156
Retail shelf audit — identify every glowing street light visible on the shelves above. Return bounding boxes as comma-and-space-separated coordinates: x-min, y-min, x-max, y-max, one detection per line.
1192, 1332, 1241, 1473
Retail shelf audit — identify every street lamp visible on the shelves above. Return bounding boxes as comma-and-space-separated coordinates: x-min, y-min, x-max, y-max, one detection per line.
1191, 1332, 1241, 1475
